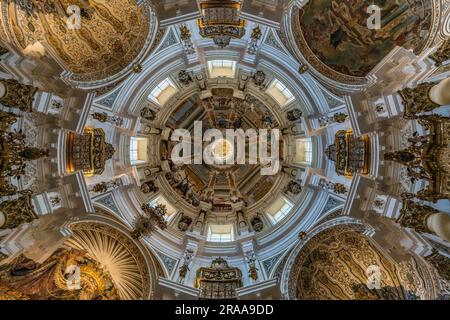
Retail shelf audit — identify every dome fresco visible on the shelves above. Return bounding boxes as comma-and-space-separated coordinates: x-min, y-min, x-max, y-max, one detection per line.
0, 0, 449, 304
6, 0, 153, 83
296, 0, 433, 77
160, 93, 286, 211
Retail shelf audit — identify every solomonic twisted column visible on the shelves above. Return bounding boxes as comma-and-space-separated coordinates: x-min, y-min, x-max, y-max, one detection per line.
0, 79, 38, 112
398, 200, 450, 242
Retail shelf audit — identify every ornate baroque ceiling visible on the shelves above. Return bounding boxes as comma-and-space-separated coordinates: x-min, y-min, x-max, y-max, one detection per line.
0, 0, 449, 301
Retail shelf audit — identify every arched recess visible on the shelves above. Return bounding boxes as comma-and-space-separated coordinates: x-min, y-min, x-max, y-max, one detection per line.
283, 0, 440, 87
281, 222, 438, 300
1, 0, 158, 87
65, 210, 164, 300
0, 210, 163, 300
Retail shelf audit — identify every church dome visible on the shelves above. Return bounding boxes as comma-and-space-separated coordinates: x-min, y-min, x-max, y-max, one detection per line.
2, 0, 157, 86
0, 0, 448, 302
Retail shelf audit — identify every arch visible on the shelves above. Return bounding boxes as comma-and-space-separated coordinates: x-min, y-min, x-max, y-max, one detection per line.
283, 1, 440, 87
3, 0, 158, 87
66, 214, 163, 300
281, 221, 438, 300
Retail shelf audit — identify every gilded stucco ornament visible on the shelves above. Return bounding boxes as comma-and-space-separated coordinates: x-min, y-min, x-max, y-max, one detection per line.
286, 225, 408, 300
0, 249, 119, 300
429, 39, 450, 66
132, 204, 168, 239
179, 25, 196, 54
7, 0, 153, 84
178, 249, 194, 280
0, 195, 38, 230
178, 214, 193, 232
195, 257, 243, 299
197, 1, 246, 49
0, 111, 49, 197
67, 128, 115, 176
248, 26, 262, 54
246, 252, 258, 281
397, 200, 436, 234
92, 112, 124, 126
67, 222, 154, 299
0, 79, 38, 112
326, 130, 370, 177
398, 83, 440, 119
425, 250, 450, 281
385, 115, 450, 202
90, 180, 121, 194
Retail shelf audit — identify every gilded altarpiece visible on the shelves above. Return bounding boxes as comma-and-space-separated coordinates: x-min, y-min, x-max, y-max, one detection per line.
195, 258, 242, 299
288, 225, 408, 300
67, 128, 114, 176
326, 130, 370, 177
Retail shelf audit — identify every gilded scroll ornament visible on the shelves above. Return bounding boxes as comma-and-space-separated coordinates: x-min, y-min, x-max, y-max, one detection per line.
197, 1, 246, 49
0, 249, 119, 300
425, 250, 450, 281
0, 79, 38, 112
397, 200, 437, 234
67, 128, 115, 176
429, 40, 450, 66
0, 195, 38, 230
398, 83, 440, 119
132, 204, 168, 239
385, 115, 450, 202
325, 130, 370, 177
0, 110, 48, 197
195, 257, 242, 299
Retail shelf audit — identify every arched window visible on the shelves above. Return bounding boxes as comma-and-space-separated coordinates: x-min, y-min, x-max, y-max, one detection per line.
295, 138, 313, 164
266, 196, 293, 223
148, 78, 178, 106
207, 60, 236, 78
149, 195, 177, 221
130, 137, 148, 165
267, 79, 295, 107
207, 224, 234, 242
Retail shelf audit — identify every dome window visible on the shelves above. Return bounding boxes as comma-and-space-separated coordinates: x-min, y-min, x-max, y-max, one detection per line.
207, 60, 236, 78
130, 137, 148, 165
148, 78, 178, 106
295, 138, 312, 164
266, 196, 293, 223
149, 196, 177, 221
267, 79, 295, 107
207, 224, 234, 242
